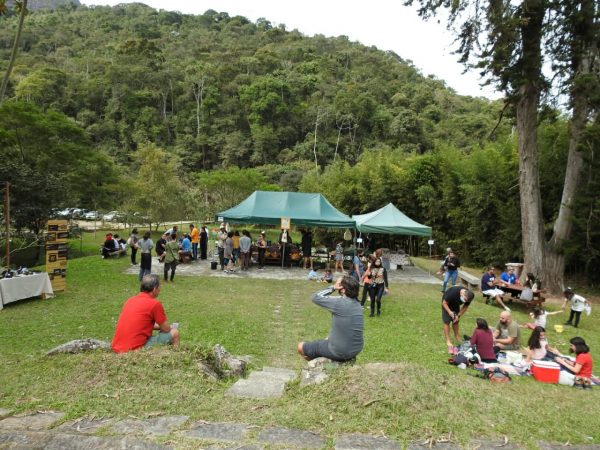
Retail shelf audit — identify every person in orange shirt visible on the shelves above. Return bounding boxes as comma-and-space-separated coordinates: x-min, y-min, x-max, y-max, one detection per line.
189, 223, 200, 261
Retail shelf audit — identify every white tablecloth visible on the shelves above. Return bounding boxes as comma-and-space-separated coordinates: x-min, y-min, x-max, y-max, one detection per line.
0, 273, 54, 310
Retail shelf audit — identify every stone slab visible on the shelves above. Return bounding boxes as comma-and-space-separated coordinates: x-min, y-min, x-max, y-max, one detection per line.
466, 438, 523, 450
335, 433, 401, 450
247, 370, 296, 383
111, 415, 189, 436
407, 442, 460, 450
259, 367, 298, 381
184, 421, 250, 442
0, 431, 169, 449
226, 377, 285, 399
0, 409, 11, 418
0, 412, 65, 431
257, 426, 325, 449
207, 446, 263, 450
56, 417, 115, 434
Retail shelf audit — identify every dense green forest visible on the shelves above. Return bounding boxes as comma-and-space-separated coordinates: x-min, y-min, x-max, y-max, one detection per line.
0, 3, 598, 283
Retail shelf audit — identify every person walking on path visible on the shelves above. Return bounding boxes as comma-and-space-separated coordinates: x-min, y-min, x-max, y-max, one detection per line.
217, 224, 228, 270
366, 257, 389, 317
439, 249, 460, 292
301, 229, 313, 269
163, 233, 179, 282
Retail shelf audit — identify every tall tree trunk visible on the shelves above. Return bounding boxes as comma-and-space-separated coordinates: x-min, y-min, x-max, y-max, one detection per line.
0, 0, 28, 104
545, 76, 588, 292
515, 0, 546, 284
544, 0, 594, 292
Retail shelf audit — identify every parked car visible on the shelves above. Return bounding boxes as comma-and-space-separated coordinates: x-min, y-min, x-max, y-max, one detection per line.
102, 210, 121, 221
57, 208, 74, 218
84, 210, 100, 220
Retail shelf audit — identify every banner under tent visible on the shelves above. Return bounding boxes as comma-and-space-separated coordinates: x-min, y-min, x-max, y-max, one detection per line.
352, 203, 432, 236
216, 191, 355, 228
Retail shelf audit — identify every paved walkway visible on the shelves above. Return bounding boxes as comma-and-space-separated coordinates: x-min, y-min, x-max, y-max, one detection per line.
0, 410, 595, 449
124, 260, 440, 284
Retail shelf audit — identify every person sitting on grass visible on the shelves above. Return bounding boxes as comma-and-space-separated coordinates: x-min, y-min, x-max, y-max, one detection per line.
493, 310, 521, 353
320, 269, 333, 283
555, 337, 594, 389
469, 318, 497, 363
524, 326, 560, 363
297, 275, 363, 362
307, 268, 319, 280
111, 274, 180, 353
101, 233, 117, 258
521, 306, 563, 330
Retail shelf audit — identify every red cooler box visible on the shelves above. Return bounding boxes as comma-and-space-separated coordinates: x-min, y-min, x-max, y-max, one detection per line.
531, 360, 560, 383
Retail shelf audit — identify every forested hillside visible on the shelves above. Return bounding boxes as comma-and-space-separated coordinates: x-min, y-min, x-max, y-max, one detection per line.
1, 3, 598, 282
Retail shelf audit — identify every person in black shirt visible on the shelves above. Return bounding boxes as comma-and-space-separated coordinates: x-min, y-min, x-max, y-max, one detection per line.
440, 249, 460, 292
441, 285, 474, 354
155, 233, 167, 261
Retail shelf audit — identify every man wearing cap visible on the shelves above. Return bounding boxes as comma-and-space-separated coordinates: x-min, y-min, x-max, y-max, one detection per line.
441, 285, 474, 354
112, 274, 180, 353
217, 224, 228, 270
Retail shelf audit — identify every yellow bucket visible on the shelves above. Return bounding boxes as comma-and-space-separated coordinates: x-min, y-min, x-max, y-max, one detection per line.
554, 324, 564, 333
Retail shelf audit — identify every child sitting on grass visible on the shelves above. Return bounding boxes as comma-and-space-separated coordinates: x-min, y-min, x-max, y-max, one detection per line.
307, 268, 319, 280
319, 269, 333, 283
521, 306, 563, 330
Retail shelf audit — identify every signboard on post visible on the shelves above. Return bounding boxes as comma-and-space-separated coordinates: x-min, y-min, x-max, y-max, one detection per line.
46, 220, 68, 292
280, 217, 291, 230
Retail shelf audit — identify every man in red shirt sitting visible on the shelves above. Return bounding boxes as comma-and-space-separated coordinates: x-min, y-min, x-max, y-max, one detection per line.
112, 274, 180, 353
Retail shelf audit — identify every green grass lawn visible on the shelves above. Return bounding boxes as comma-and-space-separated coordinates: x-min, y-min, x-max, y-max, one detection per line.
1, 255, 598, 448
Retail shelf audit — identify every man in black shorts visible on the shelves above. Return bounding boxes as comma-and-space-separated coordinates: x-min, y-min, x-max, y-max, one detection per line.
442, 285, 474, 354
297, 275, 364, 362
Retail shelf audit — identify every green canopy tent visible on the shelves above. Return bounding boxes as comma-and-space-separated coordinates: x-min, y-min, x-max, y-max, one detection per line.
352, 203, 432, 236
216, 191, 355, 228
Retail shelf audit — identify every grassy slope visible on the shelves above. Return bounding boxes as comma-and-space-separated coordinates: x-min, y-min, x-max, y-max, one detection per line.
0, 255, 598, 447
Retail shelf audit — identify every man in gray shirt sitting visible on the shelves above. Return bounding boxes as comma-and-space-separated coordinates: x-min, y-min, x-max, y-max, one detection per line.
297, 275, 364, 362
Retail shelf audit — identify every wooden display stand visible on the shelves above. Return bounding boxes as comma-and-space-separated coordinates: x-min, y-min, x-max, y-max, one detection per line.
46, 220, 68, 292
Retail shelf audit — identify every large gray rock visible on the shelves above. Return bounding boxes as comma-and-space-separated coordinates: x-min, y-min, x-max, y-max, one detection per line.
257, 426, 325, 449
300, 357, 351, 387
211, 344, 247, 377
0, 412, 65, 431
46, 339, 111, 356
